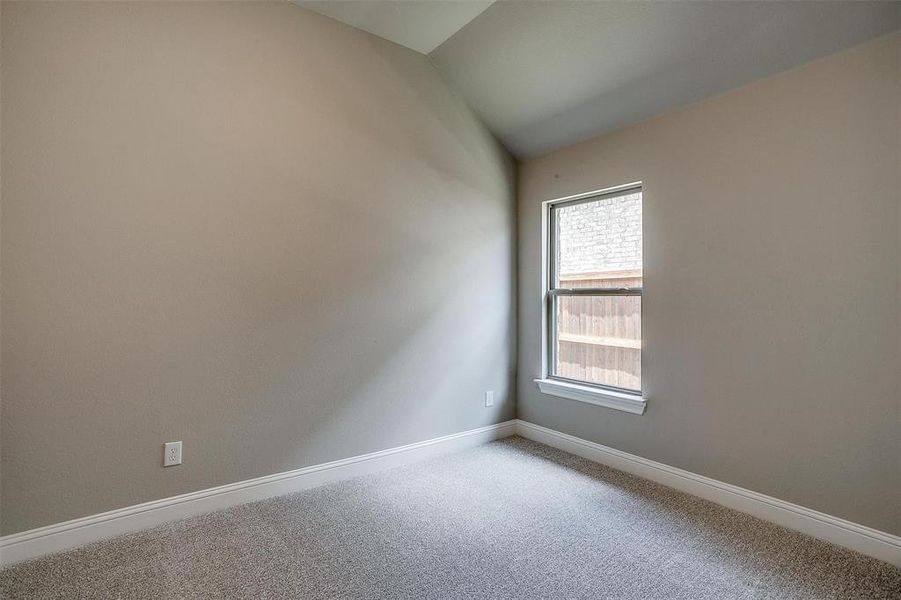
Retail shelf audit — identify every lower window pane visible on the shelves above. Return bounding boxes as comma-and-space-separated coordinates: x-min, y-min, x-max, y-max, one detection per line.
554, 294, 641, 392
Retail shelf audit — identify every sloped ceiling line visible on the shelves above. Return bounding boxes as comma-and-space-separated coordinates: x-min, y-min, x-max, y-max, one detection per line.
296, 1, 900, 158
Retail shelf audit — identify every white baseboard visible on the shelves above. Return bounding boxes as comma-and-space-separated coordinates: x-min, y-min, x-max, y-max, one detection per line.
515, 419, 901, 567
0, 420, 517, 567
5, 419, 898, 570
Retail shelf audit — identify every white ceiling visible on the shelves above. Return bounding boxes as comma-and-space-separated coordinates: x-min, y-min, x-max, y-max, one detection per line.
293, 0, 494, 54
294, 1, 900, 158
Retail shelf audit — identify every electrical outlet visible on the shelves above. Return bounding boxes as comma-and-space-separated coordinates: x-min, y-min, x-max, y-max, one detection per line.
163, 441, 182, 467
485, 390, 495, 407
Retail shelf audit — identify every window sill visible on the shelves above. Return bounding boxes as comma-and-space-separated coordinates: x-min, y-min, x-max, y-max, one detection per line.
534, 378, 647, 415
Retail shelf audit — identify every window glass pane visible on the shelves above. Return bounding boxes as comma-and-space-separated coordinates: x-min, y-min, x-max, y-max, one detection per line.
550, 188, 642, 392
555, 191, 642, 287
553, 294, 641, 392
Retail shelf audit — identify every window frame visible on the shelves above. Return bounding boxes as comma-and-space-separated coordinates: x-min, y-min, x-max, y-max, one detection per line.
536, 182, 647, 415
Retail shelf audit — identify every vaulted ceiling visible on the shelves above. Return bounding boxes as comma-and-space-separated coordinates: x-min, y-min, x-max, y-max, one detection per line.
294, 1, 494, 54
296, 1, 900, 158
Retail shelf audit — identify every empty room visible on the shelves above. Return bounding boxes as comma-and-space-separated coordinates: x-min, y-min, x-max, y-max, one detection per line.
1, 1, 899, 598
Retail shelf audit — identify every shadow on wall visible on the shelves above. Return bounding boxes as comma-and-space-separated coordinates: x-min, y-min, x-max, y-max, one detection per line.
0, 0, 516, 535
237, 190, 516, 472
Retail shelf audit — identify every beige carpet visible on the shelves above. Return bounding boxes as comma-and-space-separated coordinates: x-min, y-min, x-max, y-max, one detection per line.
2, 437, 900, 599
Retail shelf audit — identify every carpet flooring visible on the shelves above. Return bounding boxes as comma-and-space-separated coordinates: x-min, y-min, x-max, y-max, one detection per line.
2, 436, 899, 599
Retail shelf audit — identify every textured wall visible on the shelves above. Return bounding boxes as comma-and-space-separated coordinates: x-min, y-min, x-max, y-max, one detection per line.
0, 1, 515, 534
518, 33, 900, 534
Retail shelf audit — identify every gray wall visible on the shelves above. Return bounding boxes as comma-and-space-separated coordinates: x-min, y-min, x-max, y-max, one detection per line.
518, 33, 900, 535
1, 1, 515, 535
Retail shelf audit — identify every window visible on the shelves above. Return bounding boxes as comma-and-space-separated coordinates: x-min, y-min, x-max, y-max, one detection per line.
536, 184, 645, 414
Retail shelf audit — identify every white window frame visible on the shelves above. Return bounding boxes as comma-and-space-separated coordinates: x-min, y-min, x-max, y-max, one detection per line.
534, 182, 647, 415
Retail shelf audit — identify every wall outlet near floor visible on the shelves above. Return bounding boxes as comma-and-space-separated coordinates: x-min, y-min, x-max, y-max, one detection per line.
485, 390, 495, 407
163, 441, 182, 467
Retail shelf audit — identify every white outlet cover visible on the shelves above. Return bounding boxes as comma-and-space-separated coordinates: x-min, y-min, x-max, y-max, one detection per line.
485, 391, 495, 407
163, 441, 182, 467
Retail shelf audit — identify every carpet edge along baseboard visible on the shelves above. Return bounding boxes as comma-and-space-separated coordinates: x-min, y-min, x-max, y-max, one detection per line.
1, 419, 898, 568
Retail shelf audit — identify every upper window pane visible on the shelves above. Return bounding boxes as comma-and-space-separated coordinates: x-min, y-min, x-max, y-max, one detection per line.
555, 190, 642, 287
